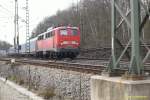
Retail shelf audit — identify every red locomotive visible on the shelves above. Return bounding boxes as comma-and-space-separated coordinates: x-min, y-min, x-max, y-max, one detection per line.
8, 26, 80, 59
36, 26, 80, 58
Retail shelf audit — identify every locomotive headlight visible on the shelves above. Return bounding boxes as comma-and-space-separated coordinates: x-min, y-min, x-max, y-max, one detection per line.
61, 41, 69, 45
61, 41, 78, 45
63, 41, 68, 44
72, 41, 78, 44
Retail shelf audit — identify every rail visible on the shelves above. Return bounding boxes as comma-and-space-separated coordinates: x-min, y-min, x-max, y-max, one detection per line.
0, 57, 150, 75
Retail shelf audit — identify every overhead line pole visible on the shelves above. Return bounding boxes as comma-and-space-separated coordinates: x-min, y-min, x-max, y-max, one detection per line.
14, 0, 19, 53
25, 0, 30, 54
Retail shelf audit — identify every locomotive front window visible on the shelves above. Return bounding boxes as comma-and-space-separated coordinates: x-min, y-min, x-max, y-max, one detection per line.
38, 35, 44, 40
45, 31, 55, 38
71, 29, 78, 36
60, 29, 68, 35
46, 33, 50, 38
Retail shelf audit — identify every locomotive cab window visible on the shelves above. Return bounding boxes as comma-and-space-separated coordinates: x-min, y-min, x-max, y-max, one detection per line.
60, 29, 67, 35
38, 36, 40, 40
52, 31, 55, 36
46, 33, 50, 38
71, 29, 78, 36
45, 32, 54, 38
38, 35, 44, 40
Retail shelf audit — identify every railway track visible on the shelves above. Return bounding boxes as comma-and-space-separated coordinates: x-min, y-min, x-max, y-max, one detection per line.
0, 57, 106, 74
80, 44, 150, 53
0, 57, 150, 75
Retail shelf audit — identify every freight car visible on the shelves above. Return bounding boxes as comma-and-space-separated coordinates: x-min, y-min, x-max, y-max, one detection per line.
8, 26, 80, 59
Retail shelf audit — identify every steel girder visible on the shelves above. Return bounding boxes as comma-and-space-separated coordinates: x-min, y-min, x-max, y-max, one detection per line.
109, 0, 150, 75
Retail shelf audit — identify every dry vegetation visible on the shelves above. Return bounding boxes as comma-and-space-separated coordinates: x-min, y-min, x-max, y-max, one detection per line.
32, 0, 150, 49
0, 40, 11, 50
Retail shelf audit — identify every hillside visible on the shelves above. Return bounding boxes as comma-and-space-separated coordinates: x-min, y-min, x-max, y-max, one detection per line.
31, 0, 150, 49
0, 40, 12, 50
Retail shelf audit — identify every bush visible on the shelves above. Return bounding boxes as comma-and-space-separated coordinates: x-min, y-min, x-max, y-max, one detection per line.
38, 87, 56, 99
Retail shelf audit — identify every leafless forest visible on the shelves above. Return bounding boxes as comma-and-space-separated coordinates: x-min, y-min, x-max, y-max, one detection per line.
0, 41, 12, 50
32, 0, 150, 49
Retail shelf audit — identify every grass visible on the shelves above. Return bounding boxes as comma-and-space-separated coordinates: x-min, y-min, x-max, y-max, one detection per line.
8, 75, 24, 85
38, 87, 56, 99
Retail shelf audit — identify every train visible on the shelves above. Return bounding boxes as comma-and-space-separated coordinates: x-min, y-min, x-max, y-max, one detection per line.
8, 26, 80, 59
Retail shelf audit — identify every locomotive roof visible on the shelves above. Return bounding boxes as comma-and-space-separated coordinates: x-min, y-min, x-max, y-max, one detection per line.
37, 26, 79, 37
30, 37, 37, 41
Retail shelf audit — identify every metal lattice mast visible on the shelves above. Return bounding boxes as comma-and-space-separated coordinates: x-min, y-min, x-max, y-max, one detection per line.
14, 0, 19, 53
129, 0, 142, 75
25, 0, 30, 53
106, 0, 150, 77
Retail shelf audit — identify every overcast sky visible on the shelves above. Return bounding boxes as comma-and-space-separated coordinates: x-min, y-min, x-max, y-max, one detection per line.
0, 0, 77, 44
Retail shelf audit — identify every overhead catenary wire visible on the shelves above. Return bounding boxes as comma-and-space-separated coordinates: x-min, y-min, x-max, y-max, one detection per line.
0, 4, 13, 13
